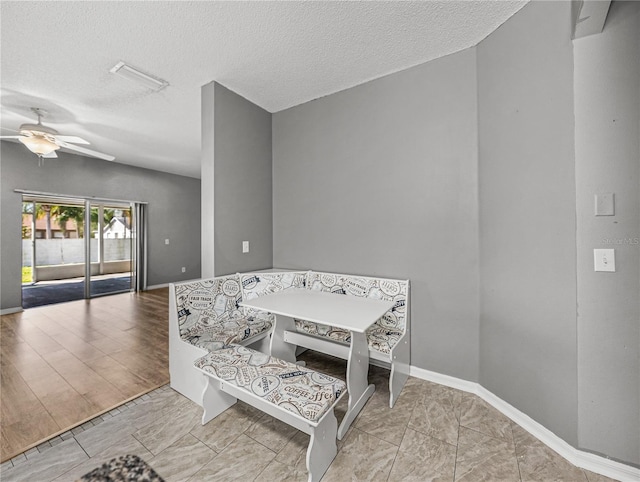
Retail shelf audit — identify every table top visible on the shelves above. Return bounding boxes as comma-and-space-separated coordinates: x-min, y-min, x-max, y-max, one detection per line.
240, 288, 394, 333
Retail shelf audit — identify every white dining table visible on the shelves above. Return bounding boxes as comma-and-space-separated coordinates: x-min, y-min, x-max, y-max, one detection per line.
240, 288, 394, 439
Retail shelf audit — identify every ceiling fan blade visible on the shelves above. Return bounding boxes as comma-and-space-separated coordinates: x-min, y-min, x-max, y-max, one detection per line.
1, 126, 21, 134
0, 136, 22, 139
55, 135, 90, 145
57, 141, 115, 161
42, 151, 58, 159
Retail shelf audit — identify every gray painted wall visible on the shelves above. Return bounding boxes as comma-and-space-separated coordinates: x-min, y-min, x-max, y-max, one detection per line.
205, 82, 273, 276
574, 1, 640, 465
273, 48, 480, 382
0, 141, 201, 311
477, 1, 577, 445
211, 0, 637, 465
201, 81, 216, 279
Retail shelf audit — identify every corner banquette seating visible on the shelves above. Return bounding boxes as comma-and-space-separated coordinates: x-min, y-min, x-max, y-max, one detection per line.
169, 270, 410, 407
169, 271, 306, 404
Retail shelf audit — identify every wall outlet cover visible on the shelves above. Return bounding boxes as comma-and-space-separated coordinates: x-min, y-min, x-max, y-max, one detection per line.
594, 248, 615, 272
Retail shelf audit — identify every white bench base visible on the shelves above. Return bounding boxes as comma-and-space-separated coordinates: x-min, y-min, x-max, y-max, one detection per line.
169, 327, 270, 406
200, 374, 342, 482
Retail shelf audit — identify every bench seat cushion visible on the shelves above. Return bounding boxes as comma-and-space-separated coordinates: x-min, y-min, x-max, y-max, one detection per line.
184, 317, 272, 351
294, 320, 403, 354
195, 345, 346, 423
184, 325, 240, 351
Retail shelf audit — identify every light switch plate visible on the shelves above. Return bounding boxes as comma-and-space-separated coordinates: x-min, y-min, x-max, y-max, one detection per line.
242, 241, 249, 253
594, 248, 615, 272
595, 193, 615, 216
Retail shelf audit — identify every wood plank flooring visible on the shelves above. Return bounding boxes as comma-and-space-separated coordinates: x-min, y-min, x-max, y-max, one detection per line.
0, 288, 169, 463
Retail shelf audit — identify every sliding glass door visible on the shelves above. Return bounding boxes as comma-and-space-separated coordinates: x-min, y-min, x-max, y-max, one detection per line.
21, 197, 88, 308
21, 193, 144, 308
87, 201, 134, 298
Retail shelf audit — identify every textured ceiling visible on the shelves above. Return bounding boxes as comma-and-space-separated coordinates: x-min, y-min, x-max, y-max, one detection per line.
1, 1, 526, 179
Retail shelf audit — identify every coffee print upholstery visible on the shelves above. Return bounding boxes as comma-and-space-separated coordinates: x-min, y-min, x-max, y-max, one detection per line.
195, 345, 346, 423
174, 274, 271, 348
297, 271, 408, 354
170, 270, 409, 410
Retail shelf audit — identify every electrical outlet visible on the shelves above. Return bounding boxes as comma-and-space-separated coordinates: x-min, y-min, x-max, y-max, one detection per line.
181, 267, 186, 273
594, 249, 615, 272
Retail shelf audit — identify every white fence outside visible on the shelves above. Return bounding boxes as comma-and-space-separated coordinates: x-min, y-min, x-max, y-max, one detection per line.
22, 239, 132, 267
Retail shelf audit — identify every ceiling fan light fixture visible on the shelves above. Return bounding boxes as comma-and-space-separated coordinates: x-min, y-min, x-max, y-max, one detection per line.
1, 107, 115, 162
110, 61, 169, 91
19, 135, 60, 156
19, 123, 58, 136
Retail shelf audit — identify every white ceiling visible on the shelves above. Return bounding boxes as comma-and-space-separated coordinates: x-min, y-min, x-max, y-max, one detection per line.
1, 1, 526, 179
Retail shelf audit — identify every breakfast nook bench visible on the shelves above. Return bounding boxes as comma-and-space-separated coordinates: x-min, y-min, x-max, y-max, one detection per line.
194, 345, 346, 482
170, 270, 409, 409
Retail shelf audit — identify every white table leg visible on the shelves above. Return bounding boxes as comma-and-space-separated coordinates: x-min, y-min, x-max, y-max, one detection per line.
338, 331, 374, 439
269, 314, 298, 363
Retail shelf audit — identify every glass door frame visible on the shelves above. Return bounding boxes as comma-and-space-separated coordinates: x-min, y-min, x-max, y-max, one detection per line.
17, 189, 146, 306
84, 199, 136, 299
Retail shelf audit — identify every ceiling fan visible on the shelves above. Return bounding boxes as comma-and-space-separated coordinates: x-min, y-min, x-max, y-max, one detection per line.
0, 107, 115, 165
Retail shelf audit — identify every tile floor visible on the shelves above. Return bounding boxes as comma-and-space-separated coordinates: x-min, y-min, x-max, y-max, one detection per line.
0, 351, 619, 482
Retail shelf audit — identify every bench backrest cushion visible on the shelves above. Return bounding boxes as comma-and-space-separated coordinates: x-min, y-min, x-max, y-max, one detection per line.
174, 274, 244, 337
195, 345, 346, 423
239, 271, 307, 319
305, 271, 409, 333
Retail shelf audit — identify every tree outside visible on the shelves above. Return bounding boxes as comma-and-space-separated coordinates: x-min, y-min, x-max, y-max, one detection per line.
21, 202, 116, 239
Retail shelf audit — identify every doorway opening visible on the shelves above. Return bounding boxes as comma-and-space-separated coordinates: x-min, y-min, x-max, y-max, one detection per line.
21, 194, 144, 309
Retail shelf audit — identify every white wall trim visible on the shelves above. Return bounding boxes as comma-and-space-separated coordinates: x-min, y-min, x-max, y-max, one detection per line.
0, 306, 23, 315
410, 365, 640, 482
145, 283, 169, 290
410, 365, 478, 394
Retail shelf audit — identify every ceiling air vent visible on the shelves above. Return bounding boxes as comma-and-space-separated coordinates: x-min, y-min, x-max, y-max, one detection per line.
109, 61, 169, 91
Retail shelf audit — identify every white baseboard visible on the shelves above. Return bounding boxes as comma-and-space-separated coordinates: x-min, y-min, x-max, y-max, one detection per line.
145, 283, 169, 290
410, 365, 478, 394
0, 306, 23, 315
410, 365, 639, 482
